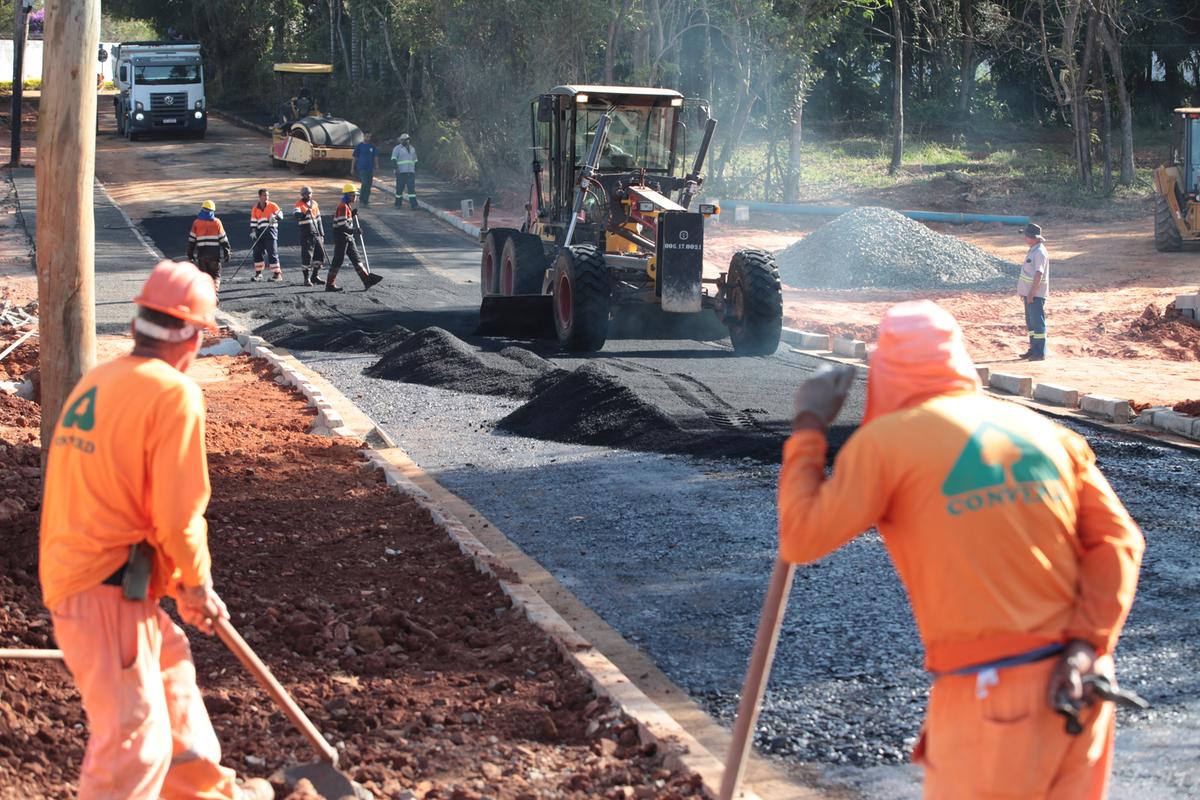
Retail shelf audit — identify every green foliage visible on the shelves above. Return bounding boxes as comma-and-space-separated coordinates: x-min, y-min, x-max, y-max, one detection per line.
0, 79, 42, 93
100, 14, 157, 42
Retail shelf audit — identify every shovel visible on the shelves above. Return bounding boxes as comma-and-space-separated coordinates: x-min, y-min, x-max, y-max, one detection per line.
1, 620, 361, 799
719, 558, 795, 800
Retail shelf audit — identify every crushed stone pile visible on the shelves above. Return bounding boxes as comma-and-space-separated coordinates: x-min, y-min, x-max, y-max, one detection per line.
774, 206, 1017, 290
367, 327, 564, 398
323, 325, 413, 353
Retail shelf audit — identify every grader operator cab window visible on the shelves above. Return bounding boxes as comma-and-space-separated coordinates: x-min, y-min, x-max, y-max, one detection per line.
575, 104, 675, 172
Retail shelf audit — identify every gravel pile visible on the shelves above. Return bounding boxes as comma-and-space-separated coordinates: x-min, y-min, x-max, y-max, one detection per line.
366, 327, 564, 398
774, 207, 1016, 290
324, 325, 413, 353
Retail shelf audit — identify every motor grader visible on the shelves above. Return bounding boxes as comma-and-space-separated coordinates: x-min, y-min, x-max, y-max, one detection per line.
269, 63, 363, 176
478, 85, 783, 354
1153, 107, 1200, 251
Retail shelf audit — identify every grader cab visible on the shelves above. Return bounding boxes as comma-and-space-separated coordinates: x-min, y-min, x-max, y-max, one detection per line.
1153, 107, 1200, 251
479, 85, 783, 354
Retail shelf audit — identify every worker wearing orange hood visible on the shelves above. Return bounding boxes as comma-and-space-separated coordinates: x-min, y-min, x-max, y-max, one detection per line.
779, 300, 1143, 799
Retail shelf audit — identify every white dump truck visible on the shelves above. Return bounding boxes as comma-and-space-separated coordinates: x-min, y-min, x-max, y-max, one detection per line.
111, 41, 207, 140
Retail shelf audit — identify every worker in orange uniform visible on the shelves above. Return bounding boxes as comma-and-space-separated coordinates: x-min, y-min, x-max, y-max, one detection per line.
249, 188, 284, 282
293, 185, 326, 288
326, 182, 382, 292
187, 199, 231, 292
39, 260, 274, 800
779, 300, 1143, 799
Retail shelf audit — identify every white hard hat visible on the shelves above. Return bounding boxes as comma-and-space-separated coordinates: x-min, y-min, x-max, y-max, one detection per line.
399, 133, 410, 140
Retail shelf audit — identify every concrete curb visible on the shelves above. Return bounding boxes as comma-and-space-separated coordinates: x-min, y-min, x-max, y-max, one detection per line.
988, 372, 1033, 398
233, 332, 760, 800
1079, 394, 1133, 425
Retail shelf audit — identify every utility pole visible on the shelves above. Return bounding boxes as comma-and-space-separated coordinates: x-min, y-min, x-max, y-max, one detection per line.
37, 0, 101, 462
9, 1, 30, 165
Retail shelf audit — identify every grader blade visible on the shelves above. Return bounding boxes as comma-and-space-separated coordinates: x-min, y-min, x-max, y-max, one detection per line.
477, 295, 555, 338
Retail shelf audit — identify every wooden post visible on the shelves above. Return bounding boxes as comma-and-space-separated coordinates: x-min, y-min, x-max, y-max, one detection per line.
8, 1, 29, 166
36, 0, 100, 461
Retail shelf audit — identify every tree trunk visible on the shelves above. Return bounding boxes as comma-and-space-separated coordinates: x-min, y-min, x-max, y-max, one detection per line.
1096, 18, 1135, 186
785, 89, 804, 203
350, 9, 360, 81
1071, 13, 1099, 189
604, 0, 631, 84
889, 0, 904, 175
957, 0, 974, 116
37, 0, 100, 465
1098, 54, 1113, 194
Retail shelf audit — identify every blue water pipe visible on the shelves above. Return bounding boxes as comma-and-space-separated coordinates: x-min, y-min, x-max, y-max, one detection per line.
724, 201, 1030, 226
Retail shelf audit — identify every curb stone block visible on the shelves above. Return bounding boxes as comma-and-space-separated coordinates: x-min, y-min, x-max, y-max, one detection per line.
1148, 410, 1200, 438
780, 328, 802, 346
989, 372, 1033, 398
1133, 407, 1171, 427
975, 366, 990, 384
1032, 383, 1080, 408
832, 338, 867, 359
1079, 394, 1133, 424
789, 331, 831, 350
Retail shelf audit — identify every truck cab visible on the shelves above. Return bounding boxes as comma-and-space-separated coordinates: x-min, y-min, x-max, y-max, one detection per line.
112, 41, 207, 140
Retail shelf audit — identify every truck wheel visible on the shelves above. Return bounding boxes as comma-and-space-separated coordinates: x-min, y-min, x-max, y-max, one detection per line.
552, 244, 610, 352
500, 232, 547, 295
724, 248, 782, 356
1155, 193, 1183, 252
480, 229, 515, 297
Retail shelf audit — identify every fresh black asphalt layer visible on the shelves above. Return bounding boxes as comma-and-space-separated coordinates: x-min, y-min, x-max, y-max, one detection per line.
139, 203, 1200, 797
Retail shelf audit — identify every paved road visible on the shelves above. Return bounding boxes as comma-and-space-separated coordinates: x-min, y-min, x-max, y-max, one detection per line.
58, 114, 1200, 798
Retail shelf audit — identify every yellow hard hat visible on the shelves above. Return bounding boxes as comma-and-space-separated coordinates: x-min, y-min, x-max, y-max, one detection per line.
201, 199, 216, 211
342, 182, 358, 194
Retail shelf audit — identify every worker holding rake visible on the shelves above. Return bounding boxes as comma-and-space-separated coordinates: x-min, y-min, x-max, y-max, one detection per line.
39, 261, 273, 800
778, 301, 1143, 799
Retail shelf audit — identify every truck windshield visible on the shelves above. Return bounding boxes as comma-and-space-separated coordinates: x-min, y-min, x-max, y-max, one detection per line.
133, 64, 201, 85
576, 104, 676, 173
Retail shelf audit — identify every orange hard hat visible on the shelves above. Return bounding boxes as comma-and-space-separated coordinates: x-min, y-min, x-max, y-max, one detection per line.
133, 260, 219, 331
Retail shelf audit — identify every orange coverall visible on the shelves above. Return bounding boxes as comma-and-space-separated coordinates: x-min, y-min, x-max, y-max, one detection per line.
779, 302, 1143, 799
40, 355, 238, 800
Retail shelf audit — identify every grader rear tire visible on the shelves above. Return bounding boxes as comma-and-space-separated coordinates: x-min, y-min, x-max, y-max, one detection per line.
552, 245, 610, 352
724, 249, 783, 356
500, 233, 547, 295
480, 229, 515, 297
1155, 193, 1184, 252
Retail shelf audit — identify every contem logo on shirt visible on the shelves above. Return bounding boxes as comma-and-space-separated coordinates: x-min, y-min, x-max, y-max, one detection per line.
941, 422, 1065, 516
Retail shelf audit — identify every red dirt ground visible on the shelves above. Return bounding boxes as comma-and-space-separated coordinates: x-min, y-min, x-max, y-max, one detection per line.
0, 348, 700, 800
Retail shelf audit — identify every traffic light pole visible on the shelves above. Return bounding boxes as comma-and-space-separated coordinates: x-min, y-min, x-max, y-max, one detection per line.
9, 1, 29, 165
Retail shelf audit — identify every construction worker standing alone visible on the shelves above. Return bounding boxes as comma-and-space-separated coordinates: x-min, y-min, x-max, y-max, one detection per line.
1018, 222, 1050, 361
779, 301, 1143, 799
351, 132, 378, 206
327, 183, 383, 292
293, 186, 327, 287
186, 200, 231, 292
391, 133, 418, 209
249, 189, 284, 283
39, 261, 273, 800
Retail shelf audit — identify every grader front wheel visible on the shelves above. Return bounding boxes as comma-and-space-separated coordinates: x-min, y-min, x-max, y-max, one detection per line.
724, 249, 783, 356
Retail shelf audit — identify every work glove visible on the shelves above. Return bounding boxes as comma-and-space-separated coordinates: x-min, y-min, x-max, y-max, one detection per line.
792, 363, 857, 429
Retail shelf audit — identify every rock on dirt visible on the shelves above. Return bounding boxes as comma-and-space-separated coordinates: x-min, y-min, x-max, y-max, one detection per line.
773, 206, 1016, 290
366, 327, 565, 399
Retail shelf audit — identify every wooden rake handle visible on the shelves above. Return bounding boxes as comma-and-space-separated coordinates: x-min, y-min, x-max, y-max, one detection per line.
213, 616, 340, 767
719, 558, 796, 800
0, 648, 65, 660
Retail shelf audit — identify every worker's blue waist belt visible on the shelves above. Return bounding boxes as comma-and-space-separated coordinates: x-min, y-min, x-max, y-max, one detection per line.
934, 643, 1065, 679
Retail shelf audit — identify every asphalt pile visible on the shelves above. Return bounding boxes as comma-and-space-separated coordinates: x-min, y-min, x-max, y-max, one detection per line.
774, 206, 1015, 290
366, 327, 566, 399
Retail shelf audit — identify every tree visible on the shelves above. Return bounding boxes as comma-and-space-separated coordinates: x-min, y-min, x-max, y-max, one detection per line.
888, 0, 903, 175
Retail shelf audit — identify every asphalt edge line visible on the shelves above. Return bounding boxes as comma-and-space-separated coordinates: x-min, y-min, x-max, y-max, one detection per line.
234, 332, 760, 800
